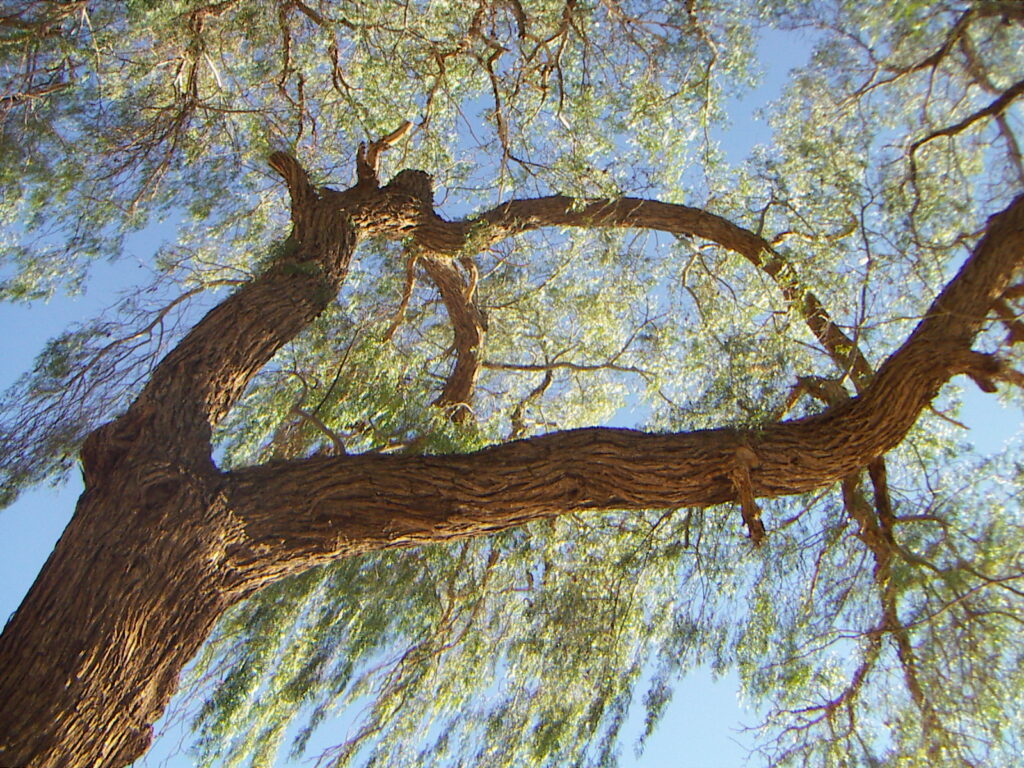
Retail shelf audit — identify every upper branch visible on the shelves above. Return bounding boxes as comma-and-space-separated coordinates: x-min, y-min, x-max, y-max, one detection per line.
408, 194, 874, 384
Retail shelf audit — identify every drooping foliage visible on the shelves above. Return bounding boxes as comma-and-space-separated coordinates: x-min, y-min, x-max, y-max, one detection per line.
2, 1, 1023, 766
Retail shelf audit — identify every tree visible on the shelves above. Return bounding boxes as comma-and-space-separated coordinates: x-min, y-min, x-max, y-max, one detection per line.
1, 1, 1023, 766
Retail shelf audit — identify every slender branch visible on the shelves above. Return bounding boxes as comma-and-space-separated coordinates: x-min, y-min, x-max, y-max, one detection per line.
290, 405, 348, 455
909, 77, 1024, 156
508, 369, 554, 439
383, 251, 420, 342
483, 359, 646, 375
356, 121, 414, 186
290, 165, 878, 400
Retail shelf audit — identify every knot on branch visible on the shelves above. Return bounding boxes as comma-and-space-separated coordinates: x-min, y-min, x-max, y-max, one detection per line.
111, 722, 153, 768
80, 406, 154, 487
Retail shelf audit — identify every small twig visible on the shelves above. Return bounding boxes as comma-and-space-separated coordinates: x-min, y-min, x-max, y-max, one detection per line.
289, 405, 348, 455
508, 369, 554, 439
731, 445, 765, 546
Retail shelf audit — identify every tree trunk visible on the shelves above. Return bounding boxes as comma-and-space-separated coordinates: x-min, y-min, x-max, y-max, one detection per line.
0, 144, 1020, 767
0, 152, 360, 766
0, 457, 245, 765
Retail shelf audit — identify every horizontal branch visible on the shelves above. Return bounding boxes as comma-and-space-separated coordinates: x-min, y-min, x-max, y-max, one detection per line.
226, 195, 1024, 580
483, 359, 647, 375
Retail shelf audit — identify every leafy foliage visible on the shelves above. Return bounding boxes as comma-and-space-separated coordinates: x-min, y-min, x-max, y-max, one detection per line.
2, 1, 1023, 766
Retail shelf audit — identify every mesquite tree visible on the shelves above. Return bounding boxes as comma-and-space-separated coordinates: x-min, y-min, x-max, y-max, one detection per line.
1, 1, 1023, 767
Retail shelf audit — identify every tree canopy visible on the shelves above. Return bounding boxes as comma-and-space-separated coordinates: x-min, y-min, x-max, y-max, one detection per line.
1, 1, 1023, 766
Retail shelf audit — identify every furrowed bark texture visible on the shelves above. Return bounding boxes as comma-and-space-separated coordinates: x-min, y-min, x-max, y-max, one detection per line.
0, 143, 1020, 768
0, 153, 364, 767
227, 187, 1023, 578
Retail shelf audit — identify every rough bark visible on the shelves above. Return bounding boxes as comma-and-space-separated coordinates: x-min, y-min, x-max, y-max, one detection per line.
0, 140, 1020, 767
0, 152, 361, 767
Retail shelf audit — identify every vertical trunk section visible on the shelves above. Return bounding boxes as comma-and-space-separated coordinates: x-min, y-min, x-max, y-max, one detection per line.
0, 157, 360, 766
0, 463, 246, 766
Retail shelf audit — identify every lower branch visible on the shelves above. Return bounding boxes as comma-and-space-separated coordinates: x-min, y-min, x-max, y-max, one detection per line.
227, 194, 1024, 580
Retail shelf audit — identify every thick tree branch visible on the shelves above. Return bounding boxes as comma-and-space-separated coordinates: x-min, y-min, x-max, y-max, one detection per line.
2, 129, 1019, 766
0, 151, 419, 767
80, 154, 359, 486
227, 195, 1024, 580
0, 151, 364, 768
